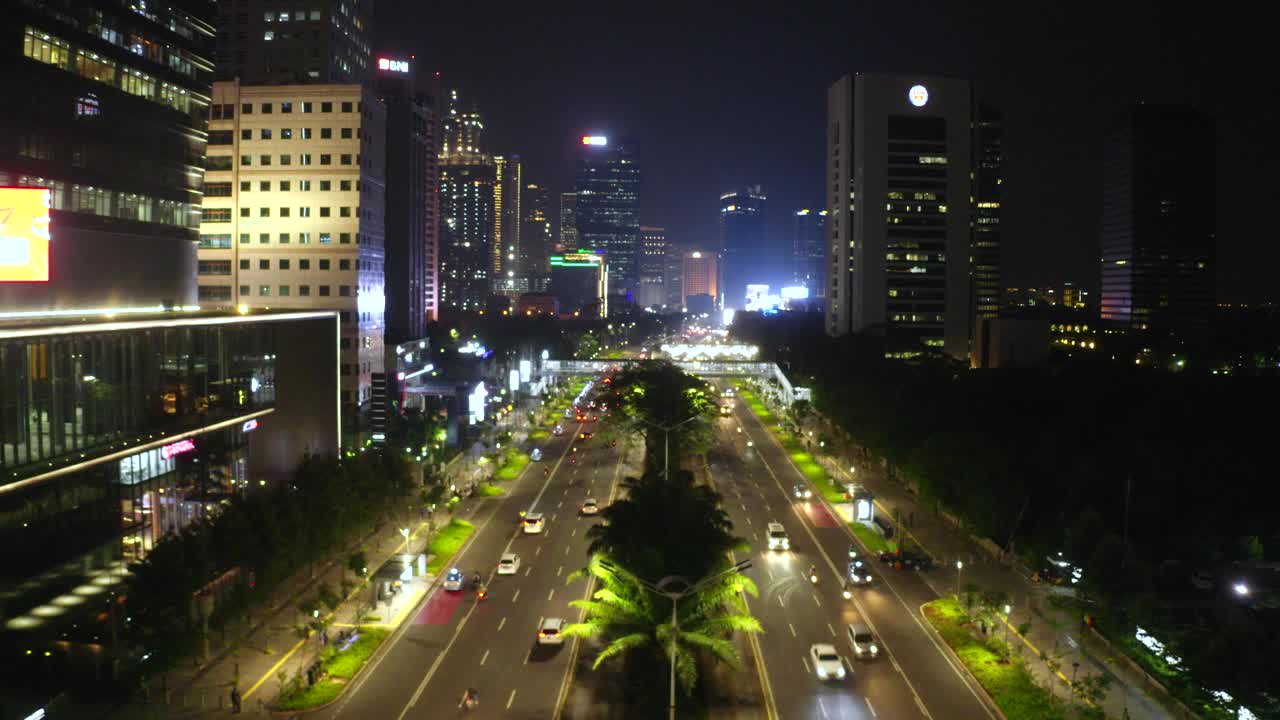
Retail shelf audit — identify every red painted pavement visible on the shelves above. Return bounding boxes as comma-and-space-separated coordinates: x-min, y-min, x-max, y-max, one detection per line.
803, 502, 839, 528
414, 588, 465, 625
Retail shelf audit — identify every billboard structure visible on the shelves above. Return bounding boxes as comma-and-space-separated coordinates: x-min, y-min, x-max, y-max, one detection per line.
0, 187, 52, 282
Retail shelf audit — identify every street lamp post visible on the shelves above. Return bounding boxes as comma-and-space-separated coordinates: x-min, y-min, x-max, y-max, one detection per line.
635, 415, 701, 480
601, 559, 751, 720
955, 560, 964, 598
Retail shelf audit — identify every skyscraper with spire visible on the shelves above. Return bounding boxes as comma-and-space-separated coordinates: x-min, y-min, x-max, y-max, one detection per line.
438, 89, 496, 311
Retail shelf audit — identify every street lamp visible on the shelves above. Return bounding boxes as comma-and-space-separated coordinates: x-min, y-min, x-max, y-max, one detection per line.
1233, 582, 1250, 597
400, 527, 410, 546
955, 560, 964, 597
635, 415, 701, 480
600, 559, 751, 720
1003, 604, 1012, 640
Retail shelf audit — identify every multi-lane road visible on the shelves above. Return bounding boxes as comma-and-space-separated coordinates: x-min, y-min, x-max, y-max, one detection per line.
714, 381, 1000, 720
314, 395, 627, 720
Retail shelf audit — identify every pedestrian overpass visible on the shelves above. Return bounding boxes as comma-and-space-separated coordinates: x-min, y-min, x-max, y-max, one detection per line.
545, 359, 805, 406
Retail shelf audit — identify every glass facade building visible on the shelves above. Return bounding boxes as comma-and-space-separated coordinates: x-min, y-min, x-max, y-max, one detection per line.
574, 140, 640, 296
719, 186, 768, 310
0, 310, 338, 658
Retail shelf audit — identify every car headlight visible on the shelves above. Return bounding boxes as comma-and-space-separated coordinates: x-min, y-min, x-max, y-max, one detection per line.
870, 644, 878, 655
836, 666, 846, 678
815, 666, 827, 678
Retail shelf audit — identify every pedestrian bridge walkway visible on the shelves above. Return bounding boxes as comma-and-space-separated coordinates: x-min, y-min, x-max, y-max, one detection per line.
546, 359, 804, 405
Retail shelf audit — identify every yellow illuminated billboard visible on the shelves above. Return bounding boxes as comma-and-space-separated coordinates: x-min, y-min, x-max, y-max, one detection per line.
0, 187, 51, 282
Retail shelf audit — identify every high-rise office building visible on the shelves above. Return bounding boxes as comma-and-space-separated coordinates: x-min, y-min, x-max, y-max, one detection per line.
971, 103, 1003, 332
214, 0, 373, 84
826, 74, 974, 361
493, 154, 523, 296
439, 89, 495, 311
793, 209, 827, 298
681, 250, 718, 305
1061, 281, 1087, 309
1100, 105, 1215, 334
719, 186, 768, 310
196, 81, 386, 434
3, 7, 215, 311
665, 243, 685, 308
558, 191, 578, 251
638, 226, 668, 308
549, 250, 607, 318
375, 56, 439, 339
520, 182, 553, 289
575, 137, 640, 296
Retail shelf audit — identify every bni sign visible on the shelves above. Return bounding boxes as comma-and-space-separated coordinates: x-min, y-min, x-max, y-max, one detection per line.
377, 57, 409, 73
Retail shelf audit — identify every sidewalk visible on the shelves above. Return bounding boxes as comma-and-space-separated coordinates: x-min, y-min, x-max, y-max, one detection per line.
98, 498, 485, 720
771, 398, 1178, 720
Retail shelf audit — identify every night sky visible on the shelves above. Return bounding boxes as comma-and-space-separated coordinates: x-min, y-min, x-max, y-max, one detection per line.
377, 2, 1269, 303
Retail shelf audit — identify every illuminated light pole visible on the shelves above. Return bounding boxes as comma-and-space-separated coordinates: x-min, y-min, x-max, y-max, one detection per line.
955, 560, 964, 598
1233, 582, 1250, 597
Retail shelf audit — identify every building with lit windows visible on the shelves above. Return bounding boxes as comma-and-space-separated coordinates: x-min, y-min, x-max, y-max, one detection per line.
1100, 105, 1215, 336
549, 251, 607, 318
825, 74, 974, 361
665, 243, 685, 308
375, 56, 440, 338
681, 251, 718, 307
793, 209, 827, 299
214, 0, 372, 84
720, 186, 768, 310
638, 226, 668, 309
558, 191, 578, 251
438, 89, 495, 312
3, 4, 214, 312
0, 308, 338, 699
574, 138, 640, 297
1061, 281, 1086, 309
492, 154, 522, 296
195, 81, 385, 436
971, 103, 1003, 335
520, 182, 553, 290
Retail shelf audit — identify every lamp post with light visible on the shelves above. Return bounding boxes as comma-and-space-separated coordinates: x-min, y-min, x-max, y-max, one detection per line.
956, 560, 964, 598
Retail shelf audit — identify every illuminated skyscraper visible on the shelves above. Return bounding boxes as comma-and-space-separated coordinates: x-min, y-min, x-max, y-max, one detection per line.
574, 138, 640, 296
558, 192, 578, 251
638, 226, 668, 308
1100, 105, 1215, 335
215, 0, 373, 84
793, 209, 827, 298
439, 89, 495, 311
521, 182, 553, 289
493, 154, 523, 296
826, 74, 974, 361
719, 186, 768, 310
971, 103, 1003, 333
681, 251, 718, 305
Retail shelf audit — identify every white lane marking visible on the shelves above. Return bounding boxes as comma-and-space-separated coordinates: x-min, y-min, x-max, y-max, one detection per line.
866, 697, 878, 717
548, 588, 556, 601
523, 650, 531, 665
479, 649, 489, 666
801, 655, 811, 675
571, 528, 577, 537
557, 500, 563, 508
777, 594, 785, 609
512, 588, 521, 603
507, 689, 517, 709
788, 622, 796, 637
551, 513, 558, 522
741, 503, 747, 511
565, 545, 571, 556
764, 503, 771, 511
746, 516, 752, 525
813, 593, 822, 607
535, 547, 542, 556
557, 565, 563, 577
742, 414, 942, 720
525, 566, 532, 577
828, 622, 836, 637
498, 617, 507, 631
818, 697, 831, 719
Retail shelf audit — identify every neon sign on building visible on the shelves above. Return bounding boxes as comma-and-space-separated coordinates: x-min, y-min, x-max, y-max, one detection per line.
161, 438, 196, 459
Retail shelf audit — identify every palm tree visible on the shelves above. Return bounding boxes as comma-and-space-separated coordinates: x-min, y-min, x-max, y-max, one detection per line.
586, 470, 744, 583
564, 554, 762, 695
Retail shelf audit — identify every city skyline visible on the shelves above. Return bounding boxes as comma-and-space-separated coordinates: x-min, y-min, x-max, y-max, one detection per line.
376, 3, 1266, 303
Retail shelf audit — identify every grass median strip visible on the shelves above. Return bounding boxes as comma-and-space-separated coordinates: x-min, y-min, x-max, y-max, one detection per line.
426, 519, 476, 575
849, 521, 896, 554
923, 598, 1066, 720
495, 447, 530, 482
274, 626, 390, 711
741, 389, 845, 502
476, 483, 506, 497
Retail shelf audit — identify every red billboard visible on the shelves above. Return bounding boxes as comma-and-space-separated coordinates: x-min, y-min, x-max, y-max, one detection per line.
0, 187, 51, 282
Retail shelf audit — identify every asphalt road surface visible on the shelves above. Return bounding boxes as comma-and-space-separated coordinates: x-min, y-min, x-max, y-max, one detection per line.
714, 382, 999, 720
315, 405, 625, 719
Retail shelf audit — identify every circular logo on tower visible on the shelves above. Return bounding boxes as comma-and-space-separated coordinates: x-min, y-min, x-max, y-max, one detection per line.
908, 85, 929, 107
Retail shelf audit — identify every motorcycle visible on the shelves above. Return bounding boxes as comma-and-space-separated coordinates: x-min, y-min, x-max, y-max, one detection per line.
808, 566, 819, 584
477, 585, 488, 601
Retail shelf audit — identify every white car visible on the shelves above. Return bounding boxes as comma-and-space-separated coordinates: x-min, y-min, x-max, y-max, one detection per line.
847, 623, 879, 659
793, 484, 812, 500
443, 567, 465, 592
553, 424, 564, 436
497, 552, 520, 575
522, 512, 545, 534
580, 499, 600, 516
537, 617, 565, 645
530, 448, 543, 462
767, 522, 790, 551
810, 643, 847, 680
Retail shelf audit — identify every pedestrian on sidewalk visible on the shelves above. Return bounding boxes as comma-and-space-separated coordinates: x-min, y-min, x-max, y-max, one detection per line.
230, 686, 242, 714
